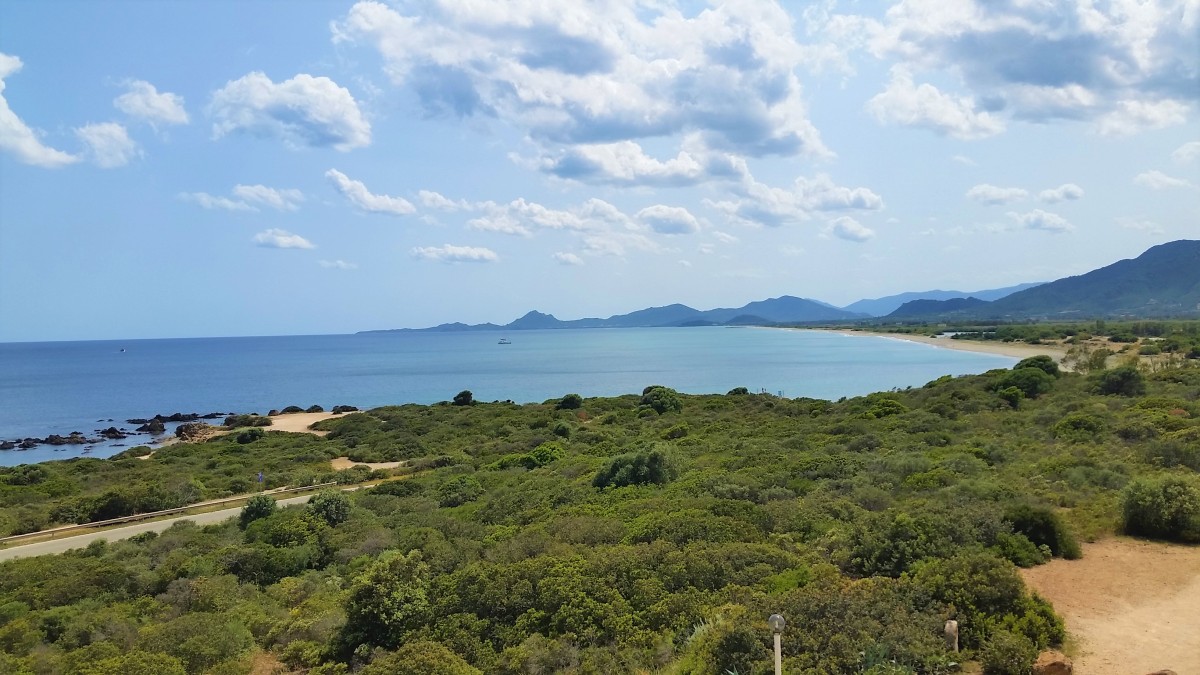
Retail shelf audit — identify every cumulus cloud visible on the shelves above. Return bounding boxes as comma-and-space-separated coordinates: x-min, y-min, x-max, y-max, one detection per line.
553, 252, 584, 266
418, 190, 469, 211
325, 169, 414, 215
180, 184, 303, 211
319, 259, 357, 269
966, 183, 1027, 205
712, 231, 739, 244
856, 1, 1198, 134
1133, 169, 1192, 190
867, 66, 1004, 139
1117, 217, 1164, 235
1173, 141, 1200, 164
637, 205, 700, 235
233, 184, 304, 211
411, 244, 498, 263
826, 216, 875, 242
333, 0, 831, 185
467, 214, 532, 237
74, 122, 139, 168
0, 53, 78, 167
1038, 183, 1084, 203
114, 80, 188, 126
708, 173, 883, 227
253, 228, 315, 249
210, 72, 370, 151
1009, 209, 1073, 233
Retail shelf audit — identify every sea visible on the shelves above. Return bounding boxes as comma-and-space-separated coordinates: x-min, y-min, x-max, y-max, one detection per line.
0, 327, 1016, 466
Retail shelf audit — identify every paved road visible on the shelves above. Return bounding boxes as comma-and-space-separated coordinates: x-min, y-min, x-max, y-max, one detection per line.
0, 494, 316, 562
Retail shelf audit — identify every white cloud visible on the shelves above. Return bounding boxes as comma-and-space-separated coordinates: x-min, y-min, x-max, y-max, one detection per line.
1133, 169, 1192, 190
325, 169, 414, 215
74, 122, 139, 168
411, 244, 498, 263
637, 205, 700, 235
1117, 217, 1164, 235
1172, 141, 1200, 164
0, 53, 78, 168
712, 231, 739, 244
333, 0, 831, 190
1038, 183, 1084, 203
866, 66, 1004, 139
552, 252, 584, 266
856, 1, 1197, 134
418, 190, 468, 211
253, 228, 316, 249
966, 183, 1027, 205
179, 192, 256, 211
210, 72, 370, 151
233, 184, 304, 211
826, 216, 875, 242
708, 173, 883, 227
114, 80, 188, 126
467, 215, 532, 237
1096, 100, 1190, 136
319, 259, 357, 269
1009, 209, 1074, 233
951, 155, 977, 166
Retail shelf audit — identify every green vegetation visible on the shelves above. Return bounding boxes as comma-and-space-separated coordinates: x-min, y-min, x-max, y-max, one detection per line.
2, 359, 1199, 673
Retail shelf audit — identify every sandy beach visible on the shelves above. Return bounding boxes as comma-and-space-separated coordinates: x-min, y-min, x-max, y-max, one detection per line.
812, 328, 1069, 362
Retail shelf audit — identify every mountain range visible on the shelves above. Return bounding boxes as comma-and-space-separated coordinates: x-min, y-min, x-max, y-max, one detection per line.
360, 240, 1200, 333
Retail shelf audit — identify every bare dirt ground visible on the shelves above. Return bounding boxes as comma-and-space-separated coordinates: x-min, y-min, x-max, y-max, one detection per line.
264, 411, 340, 435
330, 456, 405, 471
1020, 537, 1200, 675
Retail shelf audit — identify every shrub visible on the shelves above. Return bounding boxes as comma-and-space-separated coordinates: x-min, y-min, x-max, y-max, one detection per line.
281, 405, 305, 414
1121, 475, 1200, 542
1014, 355, 1061, 377
239, 494, 277, 529
332, 405, 359, 413
306, 404, 325, 413
551, 421, 571, 438
1004, 504, 1081, 559
438, 476, 483, 507
224, 414, 271, 428
593, 448, 678, 488
998, 386, 1024, 409
236, 428, 265, 444
996, 368, 1055, 399
452, 390, 474, 406
371, 480, 423, 497
556, 393, 583, 410
980, 629, 1037, 675
641, 385, 683, 414
1052, 413, 1107, 442
727, 387, 750, 395
1093, 365, 1146, 396
307, 490, 351, 526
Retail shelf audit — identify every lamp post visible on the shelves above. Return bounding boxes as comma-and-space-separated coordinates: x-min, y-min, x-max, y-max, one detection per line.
768, 613, 785, 675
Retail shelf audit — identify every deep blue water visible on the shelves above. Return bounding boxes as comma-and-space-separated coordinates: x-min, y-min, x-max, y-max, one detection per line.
0, 328, 1015, 465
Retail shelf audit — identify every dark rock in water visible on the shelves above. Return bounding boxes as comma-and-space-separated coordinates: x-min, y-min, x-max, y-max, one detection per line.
199, 412, 226, 419
99, 427, 127, 440
19, 439, 37, 449
128, 412, 228, 424
0, 441, 16, 450
137, 419, 167, 434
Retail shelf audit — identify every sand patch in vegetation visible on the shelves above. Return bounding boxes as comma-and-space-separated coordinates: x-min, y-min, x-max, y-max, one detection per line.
1020, 537, 1200, 675
330, 456, 405, 471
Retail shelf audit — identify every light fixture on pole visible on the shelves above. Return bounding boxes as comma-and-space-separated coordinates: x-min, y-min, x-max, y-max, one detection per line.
768, 613, 785, 675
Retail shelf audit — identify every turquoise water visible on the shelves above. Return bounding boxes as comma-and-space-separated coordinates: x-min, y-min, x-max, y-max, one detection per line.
0, 328, 1015, 465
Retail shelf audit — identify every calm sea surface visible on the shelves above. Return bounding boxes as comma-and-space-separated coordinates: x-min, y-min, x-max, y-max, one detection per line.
0, 328, 1015, 466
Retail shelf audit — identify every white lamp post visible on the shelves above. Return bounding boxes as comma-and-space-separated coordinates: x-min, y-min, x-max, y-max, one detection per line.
768, 613, 786, 675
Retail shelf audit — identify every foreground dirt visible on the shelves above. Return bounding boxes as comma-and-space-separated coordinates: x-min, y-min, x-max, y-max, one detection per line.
1020, 537, 1200, 675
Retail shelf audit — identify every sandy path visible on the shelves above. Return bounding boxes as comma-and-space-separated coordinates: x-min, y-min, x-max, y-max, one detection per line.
330, 457, 405, 471
264, 411, 345, 435
1020, 537, 1200, 675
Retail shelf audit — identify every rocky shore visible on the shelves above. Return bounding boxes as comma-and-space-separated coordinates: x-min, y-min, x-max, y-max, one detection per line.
0, 412, 230, 452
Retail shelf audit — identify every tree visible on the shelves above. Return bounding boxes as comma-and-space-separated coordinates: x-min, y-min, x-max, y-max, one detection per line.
239, 494, 276, 529
437, 475, 483, 507
307, 490, 351, 526
339, 550, 431, 652
995, 367, 1055, 399
593, 448, 678, 488
1121, 475, 1200, 542
1014, 355, 1060, 378
1094, 365, 1146, 396
362, 641, 481, 675
452, 390, 474, 406
556, 393, 583, 410
640, 385, 682, 414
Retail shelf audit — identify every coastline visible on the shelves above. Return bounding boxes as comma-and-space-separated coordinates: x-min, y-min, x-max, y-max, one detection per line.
806, 328, 1069, 362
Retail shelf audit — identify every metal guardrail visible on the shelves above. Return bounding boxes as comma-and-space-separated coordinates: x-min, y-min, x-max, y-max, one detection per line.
0, 481, 337, 544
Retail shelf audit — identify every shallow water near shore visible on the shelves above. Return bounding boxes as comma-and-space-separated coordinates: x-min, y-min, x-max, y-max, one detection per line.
0, 327, 1015, 465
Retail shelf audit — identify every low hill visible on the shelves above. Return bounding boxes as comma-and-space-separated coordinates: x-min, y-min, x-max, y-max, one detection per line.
888, 297, 991, 318
845, 282, 1043, 317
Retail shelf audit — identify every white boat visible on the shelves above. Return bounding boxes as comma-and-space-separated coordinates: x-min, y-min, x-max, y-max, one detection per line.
498, 338, 512, 344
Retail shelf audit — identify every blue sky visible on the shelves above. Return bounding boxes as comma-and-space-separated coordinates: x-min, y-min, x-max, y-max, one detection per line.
1, 0, 1197, 342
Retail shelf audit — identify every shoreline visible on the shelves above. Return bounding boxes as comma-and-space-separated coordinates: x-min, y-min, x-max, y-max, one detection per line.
805, 328, 1069, 362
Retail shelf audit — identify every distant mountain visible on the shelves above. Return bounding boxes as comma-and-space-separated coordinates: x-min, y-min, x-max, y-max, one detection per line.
884, 240, 1200, 320
887, 297, 991, 319
844, 282, 1044, 317
986, 239, 1200, 318
359, 296, 864, 333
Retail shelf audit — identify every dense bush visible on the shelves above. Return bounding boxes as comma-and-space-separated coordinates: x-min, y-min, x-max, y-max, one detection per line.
980, 629, 1037, 675
593, 448, 678, 488
1094, 365, 1146, 396
1004, 505, 1081, 559
1121, 475, 1200, 541
641, 385, 683, 414
555, 393, 583, 410
239, 494, 276, 529
224, 414, 271, 428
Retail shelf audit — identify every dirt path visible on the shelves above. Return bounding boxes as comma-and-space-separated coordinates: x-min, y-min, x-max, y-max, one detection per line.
1020, 537, 1200, 674
330, 457, 405, 471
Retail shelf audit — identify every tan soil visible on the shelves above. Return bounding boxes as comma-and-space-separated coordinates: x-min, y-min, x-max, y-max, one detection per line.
263, 411, 343, 435
330, 456, 405, 471
1020, 537, 1200, 675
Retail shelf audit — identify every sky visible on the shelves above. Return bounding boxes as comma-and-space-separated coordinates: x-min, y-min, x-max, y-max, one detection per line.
0, 0, 1198, 342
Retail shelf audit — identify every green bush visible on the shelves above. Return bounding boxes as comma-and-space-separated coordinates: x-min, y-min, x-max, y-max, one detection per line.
224, 414, 271, 428
1014, 355, 1061, 378
1004, 505, 1081, 559
593, 448, 678, 488
236, 428, 265, 444
641, 385, 683, 414
555, 394, 583, 410
1121, 475, 1200, 542
238, 494, 276, 529
452, 391, 474, 407
307, 490, 351, 526
1093, 365, 1146, 396
996, 368, 1055, 399
438, 476, 483, 507
980, 629, 1037, 675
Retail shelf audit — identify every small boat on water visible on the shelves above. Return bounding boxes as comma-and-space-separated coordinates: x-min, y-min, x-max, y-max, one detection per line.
498, 338, 512, 345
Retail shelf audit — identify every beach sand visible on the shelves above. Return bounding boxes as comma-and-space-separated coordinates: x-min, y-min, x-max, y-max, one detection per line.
813, 328, 1069, 362
149, 410, 347, 450
330, 457, 405, 471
